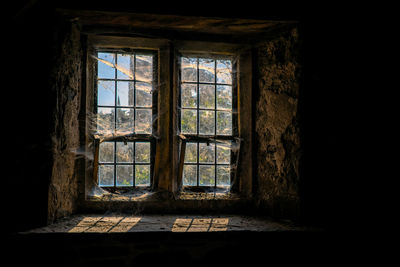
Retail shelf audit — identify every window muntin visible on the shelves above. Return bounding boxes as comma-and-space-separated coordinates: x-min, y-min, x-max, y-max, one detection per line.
180, 56, 233, 136
183, 141, 232, 187
98, 141, 151, 187
179, 55, 236, 188
95, 50, 156, 188
96, 51, 154, 136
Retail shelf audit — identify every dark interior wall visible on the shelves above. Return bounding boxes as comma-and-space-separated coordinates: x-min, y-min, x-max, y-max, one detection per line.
5, 2, 84, 230
5, 0, 345, 232
255, 27, 301, 220
47, 19, 82, 223
6, 3, 55, 232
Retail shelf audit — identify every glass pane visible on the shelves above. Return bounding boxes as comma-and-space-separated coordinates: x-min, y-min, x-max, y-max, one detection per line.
117, 108, 134, 133
97, 52, 115, 79
199, 84, 215, 109
98, 81, 115, 106
116, 165, 133, 186
217, 143, 231, 164
199, 165, 215, 186
99, 142, 114, 163
135, 165, 150, 186
199, 143, 215, 163
181, 109, 197, 134
199, 58, 215, 83
216, 59, 232, 84
217, 166, 230, 186
99, 165, 114, 186
183, 165, 197, 186
135, 82, 152, 107
216, 111, 232, 135
116, 142, 133, 163
135, 142, 150, 163
184, 142, 197, 163
181, 57, 197, 82
116, 53, 134, 80
181, 83, 197, 108
117, 81, 134, 106
216, 85, 232, 110
97, 107, 115, 132
136, 54, 153, 83
199, 110, 215, 135
135, 109, 152, 134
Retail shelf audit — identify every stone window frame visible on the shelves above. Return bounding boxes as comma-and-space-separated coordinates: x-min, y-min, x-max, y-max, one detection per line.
82, 35, 254, 201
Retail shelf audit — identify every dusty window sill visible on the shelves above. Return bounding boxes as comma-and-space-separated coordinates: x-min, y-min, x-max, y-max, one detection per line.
82, 187, 245, 213
86, 187, 240, 202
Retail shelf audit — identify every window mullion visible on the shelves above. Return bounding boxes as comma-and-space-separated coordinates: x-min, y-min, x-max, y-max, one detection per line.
114, 53, 118, 188
196, 57, 200, 186
214, 60, 217, 188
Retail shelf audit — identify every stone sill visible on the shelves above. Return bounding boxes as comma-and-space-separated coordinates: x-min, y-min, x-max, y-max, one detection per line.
81, 187, 245, 213
86, 187, 241, 202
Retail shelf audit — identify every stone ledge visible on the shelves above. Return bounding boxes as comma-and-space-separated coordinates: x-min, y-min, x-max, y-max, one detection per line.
24, 213, 308, 233
86, 187, 241, 202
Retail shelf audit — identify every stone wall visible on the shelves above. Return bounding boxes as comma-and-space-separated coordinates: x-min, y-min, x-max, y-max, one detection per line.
47, 21, 83, 223
255, 27, 301, 219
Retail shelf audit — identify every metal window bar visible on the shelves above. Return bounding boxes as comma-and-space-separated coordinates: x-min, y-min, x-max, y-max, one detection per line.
95, 50, 157, 189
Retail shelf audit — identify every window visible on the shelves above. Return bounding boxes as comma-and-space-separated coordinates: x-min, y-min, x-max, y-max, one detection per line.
94, 50, 157, 189
179, 55, 237, 188
86, 36, 253, 198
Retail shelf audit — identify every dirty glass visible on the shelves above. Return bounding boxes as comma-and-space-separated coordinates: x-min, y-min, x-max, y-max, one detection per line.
135, 165, 150, 186
98, 81, 115, 106
99, 165, 114, 186
217, 143, 231, 164
117, 81, 134, 106
198, 58, 215, 83
216, 85, 232, 110
181, 57, 197, 82
99, 142, 114, 163
135, 109, 152, 134
96, 51, 155, 188
199, 165, 215, 186
180, 55, 234, 187
98, 53, 115, 79
116, 142, 133, 163
135, 142, 150, 163
182, 141, 231, 187
116, 165, 134, 186
116, 53, 134, 80
135, 82, 152, 107
216, 111, 232, 135
217, 166, 230, 186
96, 51, 154, 136
181, 84, 197, 108
199, 143, 215, 163
216, 59, 232, 84
184, 142, 197, 163
97, 107, 115, 132
135, 55, 153, 83
180, 55, 233, 138
181, 110, 197, 134
199, 84, 215, 109
117, 108, 134, 133
199, 110, 215, 135
97, 141, 151, 187
183, 165, 197, 186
